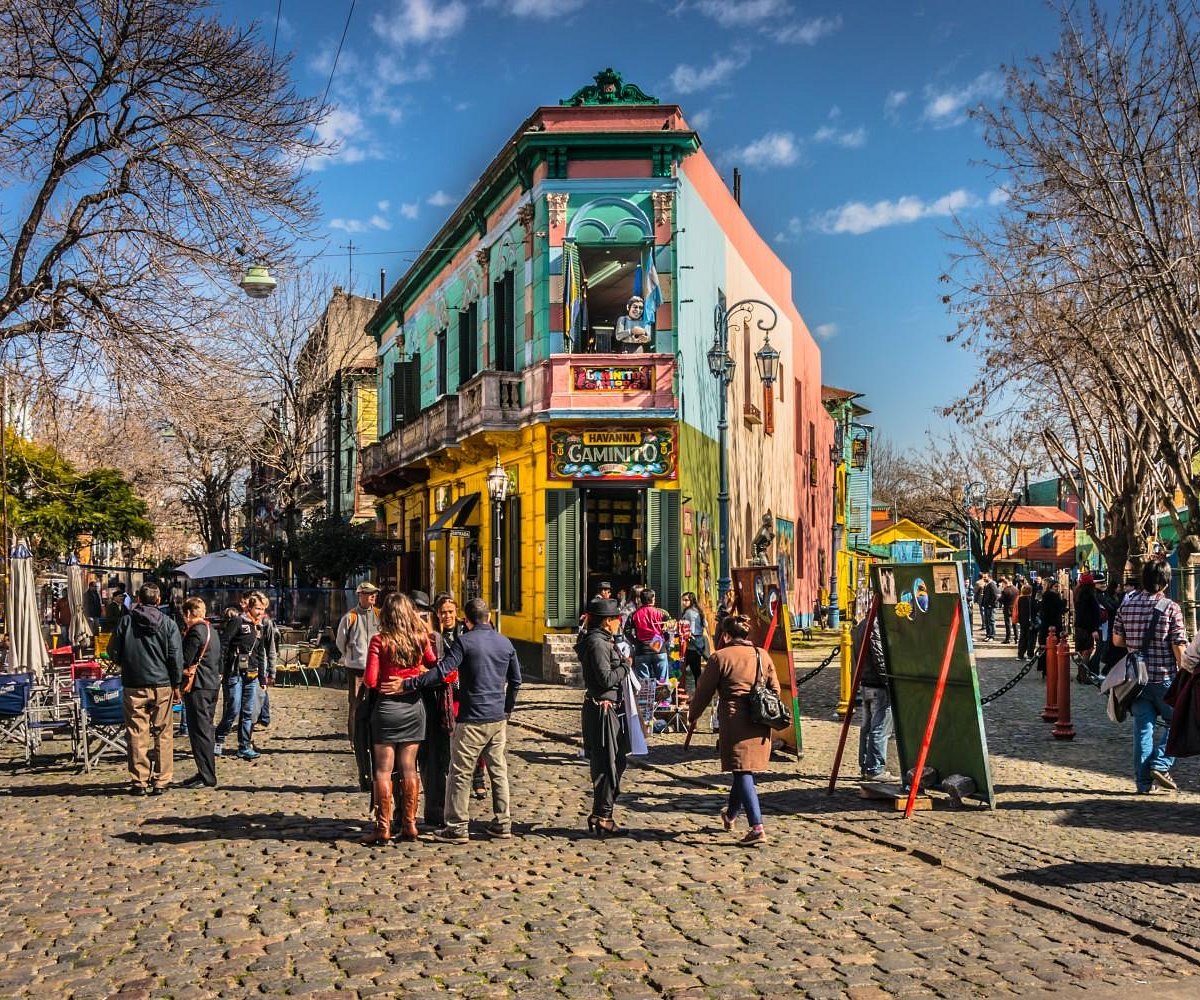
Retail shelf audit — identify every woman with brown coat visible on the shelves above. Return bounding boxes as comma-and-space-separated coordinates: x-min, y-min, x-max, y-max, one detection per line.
688, 613, 780, 847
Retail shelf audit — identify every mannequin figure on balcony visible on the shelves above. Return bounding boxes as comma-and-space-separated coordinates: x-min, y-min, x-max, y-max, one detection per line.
615, 295, 652, 354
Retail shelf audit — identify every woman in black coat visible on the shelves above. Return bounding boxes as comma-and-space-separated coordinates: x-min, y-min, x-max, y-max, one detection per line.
577, 596, 632, 837
179, 597, 222, 789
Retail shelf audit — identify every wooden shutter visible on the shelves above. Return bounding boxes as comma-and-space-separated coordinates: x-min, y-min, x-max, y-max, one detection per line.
504, 496, 522, 612
405, 352, 421, 423
545, 489, 580, 627
647, 489, 681, 614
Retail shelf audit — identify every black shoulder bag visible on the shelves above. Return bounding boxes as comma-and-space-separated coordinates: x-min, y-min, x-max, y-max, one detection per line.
747, 649, 790, 730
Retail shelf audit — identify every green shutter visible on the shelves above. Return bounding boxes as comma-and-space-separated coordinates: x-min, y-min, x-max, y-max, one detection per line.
545, 489, 580, 627
647, 489, 681, 615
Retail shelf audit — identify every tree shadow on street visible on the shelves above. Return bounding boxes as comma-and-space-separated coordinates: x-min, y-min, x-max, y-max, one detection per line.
990, 796, 1200, 836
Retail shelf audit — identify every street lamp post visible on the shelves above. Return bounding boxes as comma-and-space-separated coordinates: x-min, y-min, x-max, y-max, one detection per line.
964, 480, 984, 588
708, 298, 779, 611
486, 456, 510, 634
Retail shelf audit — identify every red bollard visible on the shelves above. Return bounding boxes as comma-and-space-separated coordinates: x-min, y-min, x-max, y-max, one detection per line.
1042, 627, 1059, 722
1053, 635, 1075, 740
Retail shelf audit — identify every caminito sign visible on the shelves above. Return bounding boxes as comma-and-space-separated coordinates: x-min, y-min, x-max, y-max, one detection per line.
548, 427, 676, 480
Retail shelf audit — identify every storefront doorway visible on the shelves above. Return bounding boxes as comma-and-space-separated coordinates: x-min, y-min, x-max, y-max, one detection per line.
581, 487, 646, 602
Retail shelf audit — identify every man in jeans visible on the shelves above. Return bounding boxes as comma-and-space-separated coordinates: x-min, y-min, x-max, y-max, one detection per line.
1112, 561, 1187, 794
336, 581, 379, 744
401, 598, 521, 843
108, 582, 183, 795
852, 611, 893, 781
978, 573, 998, 642
215, 592, 274, 761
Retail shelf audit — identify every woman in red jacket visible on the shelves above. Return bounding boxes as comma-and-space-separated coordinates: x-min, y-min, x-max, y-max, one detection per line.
360, 593, 436, 844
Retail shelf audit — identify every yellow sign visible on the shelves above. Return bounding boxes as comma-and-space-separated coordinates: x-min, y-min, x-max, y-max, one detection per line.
581, 431, 642, 446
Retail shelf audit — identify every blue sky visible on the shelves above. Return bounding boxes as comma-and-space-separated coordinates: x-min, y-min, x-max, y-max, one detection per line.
229, 0, 1091, 449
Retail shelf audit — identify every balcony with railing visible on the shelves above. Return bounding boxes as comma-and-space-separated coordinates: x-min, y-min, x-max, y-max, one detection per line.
457, 369, 531, 438
535, 353, 676, 417
360, 394, 460, 495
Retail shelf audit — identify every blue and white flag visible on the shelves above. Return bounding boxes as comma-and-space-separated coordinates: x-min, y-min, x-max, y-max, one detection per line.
642, 248, 662, 325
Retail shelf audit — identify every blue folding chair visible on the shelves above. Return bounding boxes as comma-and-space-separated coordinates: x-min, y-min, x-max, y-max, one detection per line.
0, 672, 35, 765
74, 676, 127, 772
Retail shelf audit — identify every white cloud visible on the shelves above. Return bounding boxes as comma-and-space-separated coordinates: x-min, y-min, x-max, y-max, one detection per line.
689, 108, 713, 131
377, 200, 391, 212
695, 0, 789, 27
400, 202, 420, 220
773, 217, 803, 243
372, 0, 468, 47
727, 130, 800, 169
369, 214, 391, 231
329, 218, 367, 234
813, 323, 838, 340
309, 106, 378, 171
427, 190, 455, 207
884, 90, 909, 118
922, 71, 1003, 127
670, 52, 746, 94
817, 189, 980, 235
987, 186, 1010, 206
775, 14, 842, 45
813, 124, 866, 148
491, 0, 585, 17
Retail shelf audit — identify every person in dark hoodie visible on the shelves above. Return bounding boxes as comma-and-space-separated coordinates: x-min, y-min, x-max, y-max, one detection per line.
108, 581, 184, 795
852, 612, 893, 781
178, 597, 222, 789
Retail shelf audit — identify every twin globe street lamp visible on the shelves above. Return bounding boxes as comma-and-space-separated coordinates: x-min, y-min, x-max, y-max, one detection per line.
708, 298, 781, 611
486, 456, 511, 633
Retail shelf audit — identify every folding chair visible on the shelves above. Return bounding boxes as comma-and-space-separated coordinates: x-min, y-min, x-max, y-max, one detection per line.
301, 647, 325, 687
0, 672, 35, 765
74, 676, 127, 772
275, 644, 308, 687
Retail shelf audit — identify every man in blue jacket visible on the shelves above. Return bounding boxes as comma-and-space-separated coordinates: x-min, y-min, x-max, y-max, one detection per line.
108, 582, 184, 795
398, 597, 521, 843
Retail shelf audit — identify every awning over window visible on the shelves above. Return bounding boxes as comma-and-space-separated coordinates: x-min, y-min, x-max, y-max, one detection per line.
426, 493, 480, 540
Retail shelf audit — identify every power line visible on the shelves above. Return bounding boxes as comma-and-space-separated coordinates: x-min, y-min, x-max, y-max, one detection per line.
298, 0, 357, 179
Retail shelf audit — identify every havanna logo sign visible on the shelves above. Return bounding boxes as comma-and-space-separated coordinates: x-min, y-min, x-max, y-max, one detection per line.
548, 427, 676, 480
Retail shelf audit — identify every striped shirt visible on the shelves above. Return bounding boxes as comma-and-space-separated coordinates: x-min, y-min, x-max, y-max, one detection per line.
1113, 590, 1185, 684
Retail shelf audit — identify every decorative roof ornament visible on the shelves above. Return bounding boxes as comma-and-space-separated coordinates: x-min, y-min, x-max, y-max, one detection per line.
561, 68, 658, 107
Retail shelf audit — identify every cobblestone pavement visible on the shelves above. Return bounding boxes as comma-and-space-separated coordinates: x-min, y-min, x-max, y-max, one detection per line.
0, 636, 1196, 999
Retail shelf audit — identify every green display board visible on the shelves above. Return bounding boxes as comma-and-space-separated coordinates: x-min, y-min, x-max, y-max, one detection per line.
871, 561, 995, 808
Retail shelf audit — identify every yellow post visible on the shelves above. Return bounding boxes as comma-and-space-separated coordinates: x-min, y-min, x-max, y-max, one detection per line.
836, 618, 853, 718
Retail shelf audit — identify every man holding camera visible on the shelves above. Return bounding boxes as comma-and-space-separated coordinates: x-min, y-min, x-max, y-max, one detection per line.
215, 591, 274, 761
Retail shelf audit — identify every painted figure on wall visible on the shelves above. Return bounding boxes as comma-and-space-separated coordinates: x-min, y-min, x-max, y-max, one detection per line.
775, 517, 795, 605
615, 295, 651, 353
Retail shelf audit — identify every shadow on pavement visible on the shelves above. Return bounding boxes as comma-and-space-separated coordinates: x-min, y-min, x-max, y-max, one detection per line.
114, 812, 355, 844
995, 796, 1200, 833
1002, 861, 1200, 887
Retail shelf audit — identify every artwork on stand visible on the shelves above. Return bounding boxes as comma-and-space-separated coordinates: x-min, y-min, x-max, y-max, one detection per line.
775, 517, 795, 602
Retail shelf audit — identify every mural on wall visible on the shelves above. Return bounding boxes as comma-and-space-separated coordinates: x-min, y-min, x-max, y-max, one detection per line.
775, 517, 795, 607
696, 511, 713, 606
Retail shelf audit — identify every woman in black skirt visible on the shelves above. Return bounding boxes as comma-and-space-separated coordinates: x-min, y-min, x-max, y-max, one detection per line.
360, 593, 436, 844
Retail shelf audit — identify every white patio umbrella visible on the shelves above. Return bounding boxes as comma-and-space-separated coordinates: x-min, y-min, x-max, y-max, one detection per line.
6, 541, 50, 683
65, 554, 94, 649
176, 549, 270, 580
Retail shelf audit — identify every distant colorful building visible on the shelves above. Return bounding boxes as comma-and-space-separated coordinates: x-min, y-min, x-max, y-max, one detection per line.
359, 70, 832, 671
871, 519, 953, 564
822, 386, 873, 623
986, 505, 1079, 574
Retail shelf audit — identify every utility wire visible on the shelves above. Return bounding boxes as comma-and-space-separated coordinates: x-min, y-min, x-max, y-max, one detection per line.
298, 0, 357, 179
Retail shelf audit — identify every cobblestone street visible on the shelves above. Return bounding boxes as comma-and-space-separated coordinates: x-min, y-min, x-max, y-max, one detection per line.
2, 635, 1199, 999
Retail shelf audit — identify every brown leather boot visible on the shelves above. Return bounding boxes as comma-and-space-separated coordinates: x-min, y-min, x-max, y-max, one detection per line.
399, 777, 421, 841
359, 779, 393, 845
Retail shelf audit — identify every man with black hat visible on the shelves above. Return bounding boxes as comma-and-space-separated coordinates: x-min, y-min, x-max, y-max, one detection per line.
336, 581, 379, 744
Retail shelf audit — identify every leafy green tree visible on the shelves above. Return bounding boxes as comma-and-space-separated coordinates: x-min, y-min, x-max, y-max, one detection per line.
3, 430, 154, 562
294, 515, 384, 588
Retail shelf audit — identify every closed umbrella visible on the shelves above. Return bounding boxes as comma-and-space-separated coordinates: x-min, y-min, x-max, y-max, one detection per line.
65, 554, 94, 650
6, 541, 50, 683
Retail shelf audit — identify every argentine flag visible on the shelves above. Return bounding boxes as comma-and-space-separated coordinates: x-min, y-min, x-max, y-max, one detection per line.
642, 247, 662, 325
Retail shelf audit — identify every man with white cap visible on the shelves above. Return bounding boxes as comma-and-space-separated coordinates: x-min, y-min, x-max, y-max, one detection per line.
337, 581, 380, 744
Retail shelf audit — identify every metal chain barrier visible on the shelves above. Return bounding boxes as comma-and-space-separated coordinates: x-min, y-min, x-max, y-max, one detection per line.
980, 653, 1039, 705
795, 645, 840, 687
1071, 652, 1105, 688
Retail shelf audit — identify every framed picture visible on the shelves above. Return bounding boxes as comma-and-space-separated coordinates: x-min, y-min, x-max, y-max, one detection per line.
683, 506, 694, 536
